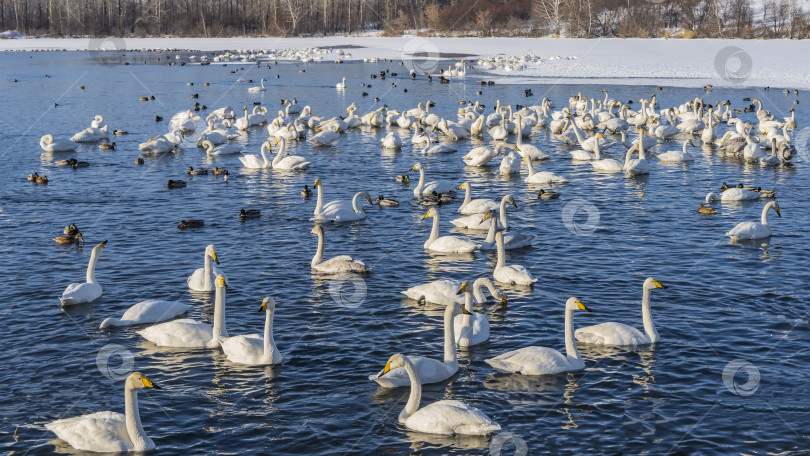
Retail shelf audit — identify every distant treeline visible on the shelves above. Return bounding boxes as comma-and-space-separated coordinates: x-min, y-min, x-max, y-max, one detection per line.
0, 0, 808, 39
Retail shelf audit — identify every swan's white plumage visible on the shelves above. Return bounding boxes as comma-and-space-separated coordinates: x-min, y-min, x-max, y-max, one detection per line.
60, 241, 106, 306
100, 300, 190, 329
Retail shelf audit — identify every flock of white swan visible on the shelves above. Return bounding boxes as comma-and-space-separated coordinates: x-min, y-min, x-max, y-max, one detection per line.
39, 59, 801, 451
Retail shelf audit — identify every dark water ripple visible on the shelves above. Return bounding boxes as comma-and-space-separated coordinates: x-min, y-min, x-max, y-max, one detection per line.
1, 51, 809, 455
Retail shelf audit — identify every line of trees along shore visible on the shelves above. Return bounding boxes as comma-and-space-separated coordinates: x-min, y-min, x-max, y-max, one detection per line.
1, 0, 808, 39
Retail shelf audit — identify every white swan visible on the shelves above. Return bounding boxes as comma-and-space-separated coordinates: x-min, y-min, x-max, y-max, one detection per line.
411, 163, 456, 197
457, 182, 498, 215
451, 194, 516, 230
312, 180, 371, 222
137, 275, 228, 348
726, 201, 781, 241
219, 297, 282, 365
309, 124, 341, 145
402, 277, 507, 306
379, 353, 501, 435
46, 372, 160, 452
336, 77, 347, 89
658, 140, 695, 163
481, 210, 534, 250
423, 207, 479, 253
60, 240, 106, 306
239, 141, 273, 169
421, 134, 457, 154
272, 137, 311, 169
514, 117, 549, 160
371, 302, 461, 388
624, 144, 650, 175
248, 78, 266, 92
187, 244, 225, 292
486, 297, 591, 375
523, 157, 568, 184
99, 300, 190, 329
70, 125, 109, 143
202, 139, 242, 156
499, 150, 521, 174
40, 134, 77, 152
454, 281, 490, 347
589, 137, 623, 172
310, 225, 369, 273
381, 131, 402, 149
462, 146, 498, 166
575, 278, 666, 346
493, 232, 536, 286
706, 187, 761, 202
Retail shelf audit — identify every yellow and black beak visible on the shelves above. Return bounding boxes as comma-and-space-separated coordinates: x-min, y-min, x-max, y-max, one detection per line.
382, 361, 392, 375
500, 295, 507, 305
423, 211, 431, 219
218, 276, 227, 288
141, 377, 161, 390
456, 283, 468, 295
776, 207, 782, 217
212, 252, 220, 265
99, 240, 108, 248
653, 280, 667, 289
259, 300, 268, 312
576, 300, 592, 312
461, 304, 472, 315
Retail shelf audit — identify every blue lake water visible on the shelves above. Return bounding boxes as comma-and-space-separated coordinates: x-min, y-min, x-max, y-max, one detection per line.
1, 49, 809, 455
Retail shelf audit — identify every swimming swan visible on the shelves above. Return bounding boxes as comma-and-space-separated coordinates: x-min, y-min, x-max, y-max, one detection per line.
40, 134, 77, 152
310, 225, 369, 273
423, 207, 479, 253
272, 137, 311, 169
137, 275, 228, 348
99, 300, 191, 329
485, 297, 591, 375
46, 372, 160, 452
239, 141, 273, 169
726, 201, 781, 240
493, 232, 536, 286
575, 278, 666, 346
402, 277, 507, 306
187, 244, 225, 292
454, 281, 490, 347
219, 297, 282, 365
60, 240, 107, 306
378, 353, 501, 435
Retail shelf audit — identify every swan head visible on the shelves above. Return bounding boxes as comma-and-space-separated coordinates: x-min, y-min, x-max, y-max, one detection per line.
382, 353, 409, 374
456, 280, 471, 295
259, 297, 275, 312
565, 297, 592, 313
205, 244, 219, 265
770, 201, 782, 217
482, 209, 494, 222
423, 207, 438, 219
505, 194, 517, 209
313, 178, 321, 188
411, 163, 423, 171
643, 278, 667, 290
357, 192, 373, 205
126, 371, 161, 391
458, 182, 469, 190
310, 225, 324, 236
705, 192, 720, 203
93, 240, 108, 252
215, 274, 227, 289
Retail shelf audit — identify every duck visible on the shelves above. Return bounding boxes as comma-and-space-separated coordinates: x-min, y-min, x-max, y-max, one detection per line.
45, 372, 160, 452
177, 219, 204, 229
575, 278, 666, 346
60, 240, 107, 306
212, 167, 229, 175
376, 195, 399, 206
98, 142, 116, 150
423, 207, 479, 253
54, 232, 84, 245
493, 232, 536, 286
698, 204, 716, 215
370, 301, 462, 388
187, 244, 225, 292
301, 185, 313, 197
138, 275, 229, 348
376, 354, 500, 435
113, 129, 128, 135
166, 179, 186, 189
486, 297, 592, 375
726, 201, 781, 241
310, 225, 369, 273
186, 166, 208, 175
396, 175, 410, 183
35, 174, 49, 184
239, 209, 261, 219
219, 297, 283, 365
536, 189, 560, 199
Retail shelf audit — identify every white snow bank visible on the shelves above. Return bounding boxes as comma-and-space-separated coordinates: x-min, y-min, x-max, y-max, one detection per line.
0, 30, 27, 39
0, 36, 806, 89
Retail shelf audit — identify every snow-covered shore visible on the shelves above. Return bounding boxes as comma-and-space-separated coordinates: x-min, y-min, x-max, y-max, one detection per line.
1, 36, 807, 89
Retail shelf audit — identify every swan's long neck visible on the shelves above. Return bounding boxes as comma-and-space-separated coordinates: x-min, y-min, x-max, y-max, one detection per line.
272, 144, 284, 167
315, 183, 324, 215
682, 141, 689, 155
203, 252, 213, 291
400, 358, 422, 423
312, 230, 325, 267
426, 213, 440, 246
484, 212, 497, 244
86, 247, 101, 285
496, 234, 505, 268
461, 292, 474, 334
624, 148, 635, 168
263, 307, 277, 362
472, 278, 487, 302
594, 139, 602, 160
516, 117, 524, 144
124, 385, 152, 450
641, 285, 659, 343
351, 192, 362, 214
415, 167, 426, 195
499, 197, 509, 229
462, 185, 471, 207
260, 143, 271, 166
638, 131, 647, 159
443, 302, 459, 365
564, 308, 582, 361
212, 284, 227, 339
525, 158, 535, 176
761, 203, 773, 226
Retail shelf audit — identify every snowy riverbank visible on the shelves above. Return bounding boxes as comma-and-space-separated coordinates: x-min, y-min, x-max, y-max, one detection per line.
1, 36, 807, 89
